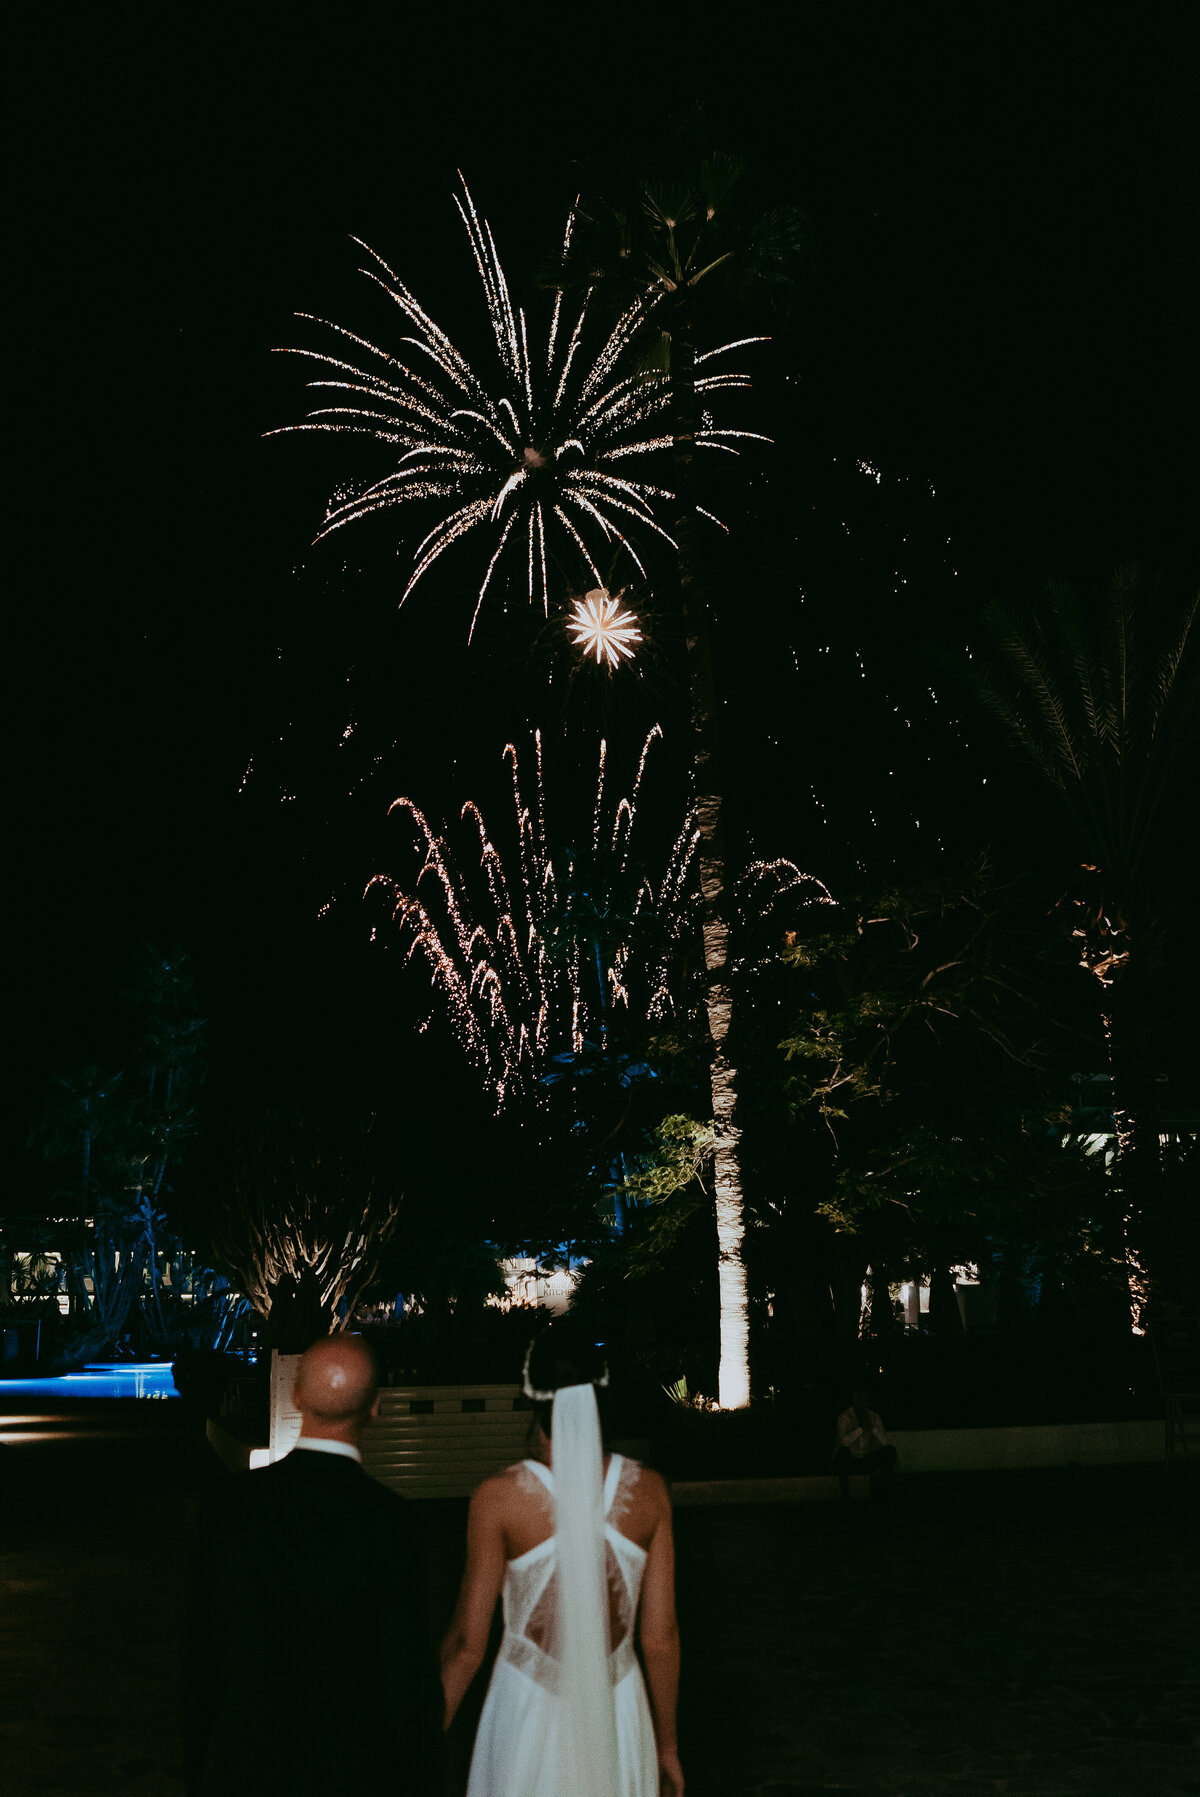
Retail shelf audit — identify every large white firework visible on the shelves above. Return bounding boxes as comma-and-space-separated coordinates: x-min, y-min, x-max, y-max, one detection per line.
367, 727, 699, 1110
271, 179, 765, 637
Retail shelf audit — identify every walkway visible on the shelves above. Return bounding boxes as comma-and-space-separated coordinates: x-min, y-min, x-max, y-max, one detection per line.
1, 1404, 1195, 1795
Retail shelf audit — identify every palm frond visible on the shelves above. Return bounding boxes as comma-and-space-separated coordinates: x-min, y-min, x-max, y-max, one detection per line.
641, 184, 700, 232
1105, 562, 1140, 760
982, 601, 1090, 786
1142, 579, 1197, 748
1044, 580, 1108, 749
696, 152, 746, 218
959, 658, 1071, 791
943, 565, 1196, 898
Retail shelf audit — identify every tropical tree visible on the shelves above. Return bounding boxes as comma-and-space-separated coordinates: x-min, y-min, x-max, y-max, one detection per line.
30, 1066, 144, 1353
3, 1218, 65, 1303
203, 1109, 404, 1344
119, 947, 206, 1339
27, 947, 209, 1356
35, 1065, 125, 1212
554, 155, 812, 1404
941, 566, 1198, 1329
776, 861, 1116, 1334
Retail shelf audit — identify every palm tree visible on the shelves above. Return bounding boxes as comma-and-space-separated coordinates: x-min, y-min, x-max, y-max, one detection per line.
122, 948, 205, 1342
32, 1067, 150, 1351
205, 1110, 403, 1342
947, 565, 1197, 1330
555, 156, 811, 1405
34, 1065, 124, 1212
29, 951, 208, 1352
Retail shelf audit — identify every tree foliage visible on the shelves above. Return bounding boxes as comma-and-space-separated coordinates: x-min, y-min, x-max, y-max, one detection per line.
202, 1108, 403, 1342
775, 862, 1120, 1316
955, 566, 1196, 892
24, 947, 208, 1355
934, 565, 1199, 1326
551, 152, 814, 1407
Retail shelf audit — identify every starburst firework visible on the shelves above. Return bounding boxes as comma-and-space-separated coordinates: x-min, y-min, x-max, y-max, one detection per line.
272, 179, 764, 637
567, 587, 642, 666
367, 728, 698, 1110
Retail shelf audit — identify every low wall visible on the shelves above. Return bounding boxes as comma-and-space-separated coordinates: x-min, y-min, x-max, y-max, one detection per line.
888, 1418, 1164, 1472
209, 1379, 531, 1492
208, 1392, 1169, 1499
667, 1421, 1165, 1504
363, 1384, 530, 1498
672, 1474, 868, 1505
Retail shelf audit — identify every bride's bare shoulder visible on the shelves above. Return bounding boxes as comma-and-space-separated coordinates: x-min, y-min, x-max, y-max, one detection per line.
470, 1464, 522, 1508
629, 1462, 671, 1511
472, 1460, 550, 1514
476, 1460, 533, 1491
611, 1459, 672, 1546
635, 1464, 670, 1501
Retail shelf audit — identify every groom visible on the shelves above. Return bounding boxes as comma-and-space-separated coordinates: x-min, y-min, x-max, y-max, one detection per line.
183, 1333, 443, 1796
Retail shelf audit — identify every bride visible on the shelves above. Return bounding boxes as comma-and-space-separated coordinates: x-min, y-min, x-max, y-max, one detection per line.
440, 1335, 684, 1796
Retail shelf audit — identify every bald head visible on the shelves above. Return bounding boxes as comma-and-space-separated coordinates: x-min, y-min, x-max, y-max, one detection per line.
293, 1334, 379, 1442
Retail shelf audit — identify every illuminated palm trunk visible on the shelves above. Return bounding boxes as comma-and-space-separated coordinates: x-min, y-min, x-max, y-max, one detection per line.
700, 812, 749, 1408
1080, 914, 1151, 1333
1099, 1003, 1151, 1334
670, 294, 751, 1410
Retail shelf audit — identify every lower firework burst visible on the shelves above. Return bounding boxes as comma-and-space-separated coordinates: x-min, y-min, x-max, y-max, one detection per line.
367, 727, 698, 1111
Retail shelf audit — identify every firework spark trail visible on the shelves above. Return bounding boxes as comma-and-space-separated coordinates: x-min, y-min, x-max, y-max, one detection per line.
592, 738, 607, 854
740, 859, 837, 919
370, 729, 699, 1111
271, 178, 762, 634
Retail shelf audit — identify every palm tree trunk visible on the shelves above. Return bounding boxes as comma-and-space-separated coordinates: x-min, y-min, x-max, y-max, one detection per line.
1082, 915, 1152, 1333
80, 1108, 92, 1212
1100, 1004, 1152, 1334
143, 1223, 169, 1341
77, 1230, 141, 1347
146, 1156, 172, 1338
670, 291, 750, 1409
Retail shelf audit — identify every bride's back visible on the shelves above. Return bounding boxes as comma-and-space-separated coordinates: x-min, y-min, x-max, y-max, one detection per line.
443, 1416, 682, 1797
491, 1454, 656, 1682
495, 1453, 664, 1563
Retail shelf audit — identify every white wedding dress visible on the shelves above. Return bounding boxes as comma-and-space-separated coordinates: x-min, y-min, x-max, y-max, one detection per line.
466, 1454, 659, 1796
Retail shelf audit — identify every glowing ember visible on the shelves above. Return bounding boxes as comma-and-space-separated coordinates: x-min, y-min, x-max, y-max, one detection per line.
567, 587, 642, 666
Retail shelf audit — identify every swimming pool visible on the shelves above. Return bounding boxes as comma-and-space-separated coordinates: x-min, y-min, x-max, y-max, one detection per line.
0, 1361, 180, 1400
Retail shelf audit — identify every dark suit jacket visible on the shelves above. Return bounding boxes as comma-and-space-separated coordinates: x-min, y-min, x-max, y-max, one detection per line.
183, 1447, 443, 1796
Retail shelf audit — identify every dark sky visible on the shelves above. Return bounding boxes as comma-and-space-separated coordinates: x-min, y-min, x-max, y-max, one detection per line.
13, 6, 1198, 1153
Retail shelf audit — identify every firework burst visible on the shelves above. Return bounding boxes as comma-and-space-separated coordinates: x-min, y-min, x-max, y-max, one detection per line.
271, 178, 763, 637
740, 858, 836, 922
367, 727, 698, 1110
567, 586, 643, 667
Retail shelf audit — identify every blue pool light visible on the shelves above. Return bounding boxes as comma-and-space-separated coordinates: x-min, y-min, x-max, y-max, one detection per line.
0, 1361, 180, 1400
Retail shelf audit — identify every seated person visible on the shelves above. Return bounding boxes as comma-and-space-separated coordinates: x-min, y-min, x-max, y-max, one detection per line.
834, 1387, 898, 1496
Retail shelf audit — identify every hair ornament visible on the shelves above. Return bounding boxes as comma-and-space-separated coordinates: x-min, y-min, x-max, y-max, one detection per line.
521, 1337, 609, 1402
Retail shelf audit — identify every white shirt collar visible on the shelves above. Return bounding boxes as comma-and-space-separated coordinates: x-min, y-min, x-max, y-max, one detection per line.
293, 1436, 362, 1465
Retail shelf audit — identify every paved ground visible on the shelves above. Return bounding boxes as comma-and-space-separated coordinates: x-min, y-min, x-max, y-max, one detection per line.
1, 1403, 1196, 1796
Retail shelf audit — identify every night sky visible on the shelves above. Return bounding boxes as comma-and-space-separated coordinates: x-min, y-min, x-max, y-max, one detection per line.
14, 8, 1198, 1180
